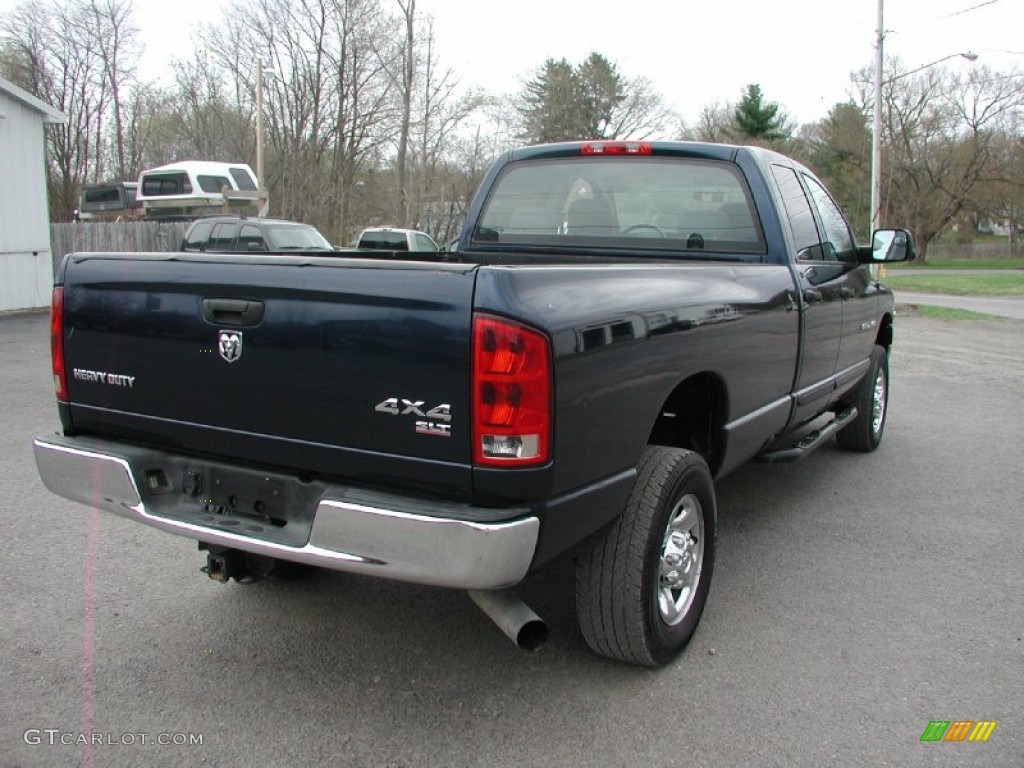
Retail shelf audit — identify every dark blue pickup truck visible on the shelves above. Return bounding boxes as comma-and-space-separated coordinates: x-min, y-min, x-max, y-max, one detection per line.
34, 140, 912, 666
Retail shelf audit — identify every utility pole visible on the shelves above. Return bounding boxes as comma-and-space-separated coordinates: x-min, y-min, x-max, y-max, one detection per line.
870, 0, 884, 237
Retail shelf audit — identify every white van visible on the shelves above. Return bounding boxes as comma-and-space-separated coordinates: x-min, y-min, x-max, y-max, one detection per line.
136, 161, 266, 217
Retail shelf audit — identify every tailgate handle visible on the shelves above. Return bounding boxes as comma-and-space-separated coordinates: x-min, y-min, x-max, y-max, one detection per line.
201, 298, 265, 326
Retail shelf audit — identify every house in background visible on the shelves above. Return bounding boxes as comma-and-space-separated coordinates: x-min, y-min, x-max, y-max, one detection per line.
0, 76, 66, 312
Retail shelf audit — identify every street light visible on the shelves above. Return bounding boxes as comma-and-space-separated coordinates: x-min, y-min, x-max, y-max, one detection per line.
870, 1, 978, 236
886, 51, 979, 85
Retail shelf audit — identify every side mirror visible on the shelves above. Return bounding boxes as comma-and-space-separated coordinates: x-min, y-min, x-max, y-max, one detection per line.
860, 228, 915, 263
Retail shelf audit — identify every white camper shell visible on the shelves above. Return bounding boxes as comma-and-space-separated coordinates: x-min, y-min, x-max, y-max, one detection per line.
136, 161, 266, 217
77, 181, 142, 221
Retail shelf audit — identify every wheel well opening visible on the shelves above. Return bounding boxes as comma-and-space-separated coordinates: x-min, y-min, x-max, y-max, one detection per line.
647, 373, 727, 474
876, 312, 893, 351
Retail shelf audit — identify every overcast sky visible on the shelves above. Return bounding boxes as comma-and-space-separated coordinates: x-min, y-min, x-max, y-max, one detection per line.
2, 0, 1021, 128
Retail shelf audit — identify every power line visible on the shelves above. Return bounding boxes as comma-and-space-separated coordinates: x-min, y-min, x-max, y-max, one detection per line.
934, 0, 1001, 22
914, 0, 1003, 28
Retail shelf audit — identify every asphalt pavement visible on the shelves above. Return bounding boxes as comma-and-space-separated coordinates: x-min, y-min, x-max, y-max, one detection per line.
2, 310, 1022, 768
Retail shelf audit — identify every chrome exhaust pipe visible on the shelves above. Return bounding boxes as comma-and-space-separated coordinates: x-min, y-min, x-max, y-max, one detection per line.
468, 589, 549, 651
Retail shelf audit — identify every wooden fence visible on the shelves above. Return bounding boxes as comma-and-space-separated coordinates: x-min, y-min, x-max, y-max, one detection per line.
926, 242, 1021, 260
50, 221, 189, 274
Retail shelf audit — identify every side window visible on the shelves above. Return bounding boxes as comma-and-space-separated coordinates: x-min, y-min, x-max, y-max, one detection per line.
771, 165, 824, 261
198, 175, 232, 193
207, 223, 240, 251
237, 224, 266, 251
230, 167, 257, 191
414, 233, 438, 251
803, 175, 855, 262
183, 220, 215, 250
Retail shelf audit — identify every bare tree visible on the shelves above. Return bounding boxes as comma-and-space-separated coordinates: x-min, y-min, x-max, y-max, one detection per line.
688, 101, 734, 143
405, 18, 485, 235
393, 0, 415, 225
192, 0, 398, 239
0, 0, 122, 218
323, 0, 399, 241
872, 63, 1024, 261
88, 0, 138, 179
165, 54, 252, 163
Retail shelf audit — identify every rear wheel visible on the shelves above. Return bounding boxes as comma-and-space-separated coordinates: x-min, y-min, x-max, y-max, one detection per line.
836, 345, 889, 453
575, 447, 716, 666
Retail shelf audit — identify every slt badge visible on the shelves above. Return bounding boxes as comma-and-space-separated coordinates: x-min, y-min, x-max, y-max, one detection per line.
218, 331, 243, 363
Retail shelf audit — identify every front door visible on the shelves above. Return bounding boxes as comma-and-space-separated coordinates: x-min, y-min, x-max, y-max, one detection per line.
770, 165, 843, 424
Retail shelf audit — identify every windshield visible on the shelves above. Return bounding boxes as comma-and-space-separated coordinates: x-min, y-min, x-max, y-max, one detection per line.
266, 225, 332, 250
473, 156, 765, 256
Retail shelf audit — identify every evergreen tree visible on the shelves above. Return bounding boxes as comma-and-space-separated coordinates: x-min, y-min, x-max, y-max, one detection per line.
515, 52, 664, 144
733, 84, 788, 140
806, 102, 871, 238
517, 58, 582, 144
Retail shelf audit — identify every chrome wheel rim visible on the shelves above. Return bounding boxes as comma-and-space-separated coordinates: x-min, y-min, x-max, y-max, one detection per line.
871, 367, 887, 436
657, 494, 704, 626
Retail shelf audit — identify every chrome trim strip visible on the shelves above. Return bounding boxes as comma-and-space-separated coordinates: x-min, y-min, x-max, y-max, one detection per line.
834, 359, 871, 388
723, 394, 792, 433
791, 359, 872, 407
33, 437, 539, 590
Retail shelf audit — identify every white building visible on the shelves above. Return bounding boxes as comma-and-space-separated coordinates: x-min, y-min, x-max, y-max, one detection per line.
0, 76, 66, 312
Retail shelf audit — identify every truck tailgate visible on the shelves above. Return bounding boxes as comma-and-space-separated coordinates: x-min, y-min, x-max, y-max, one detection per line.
60, 253, 476, 492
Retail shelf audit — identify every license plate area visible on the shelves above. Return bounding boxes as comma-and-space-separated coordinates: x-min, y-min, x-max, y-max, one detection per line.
140, 457, 324, 547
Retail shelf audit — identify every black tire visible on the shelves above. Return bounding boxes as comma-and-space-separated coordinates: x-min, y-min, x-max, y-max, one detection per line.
836, 345, 889, 453
575, 447, 717, 667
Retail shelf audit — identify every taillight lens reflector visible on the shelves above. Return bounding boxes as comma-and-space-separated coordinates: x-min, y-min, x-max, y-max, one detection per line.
473, 314, 551, 466
51, 286, 67, 399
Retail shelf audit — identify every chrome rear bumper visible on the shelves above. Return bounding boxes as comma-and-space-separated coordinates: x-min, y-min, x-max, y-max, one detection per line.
33, 434, 539, 590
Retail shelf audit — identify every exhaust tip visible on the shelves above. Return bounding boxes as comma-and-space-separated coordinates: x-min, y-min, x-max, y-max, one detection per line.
515, 618, 549, 651
469, 589, 549, 652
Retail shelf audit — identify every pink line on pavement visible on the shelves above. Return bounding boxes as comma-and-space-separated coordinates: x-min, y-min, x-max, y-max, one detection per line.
80, 497, 100, 768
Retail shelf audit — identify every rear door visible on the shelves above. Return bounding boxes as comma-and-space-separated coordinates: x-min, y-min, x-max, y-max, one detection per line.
61, 254, 478, 492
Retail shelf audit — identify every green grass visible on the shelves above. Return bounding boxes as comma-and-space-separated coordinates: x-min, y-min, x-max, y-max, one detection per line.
888, 257, 1024, 270
883, 273, 1024, 296
913, 305, 1004, 321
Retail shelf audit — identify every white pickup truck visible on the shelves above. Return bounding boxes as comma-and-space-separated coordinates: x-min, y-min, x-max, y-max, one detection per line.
356, 226, 439, 252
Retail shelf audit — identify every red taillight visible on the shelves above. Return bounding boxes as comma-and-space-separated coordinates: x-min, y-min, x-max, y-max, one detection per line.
580, 141, 651, 156
472, 314, 551, 467
51, 286, 67, 400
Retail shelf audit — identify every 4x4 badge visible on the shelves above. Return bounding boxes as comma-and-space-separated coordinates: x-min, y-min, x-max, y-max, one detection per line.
218, 331, 243, 363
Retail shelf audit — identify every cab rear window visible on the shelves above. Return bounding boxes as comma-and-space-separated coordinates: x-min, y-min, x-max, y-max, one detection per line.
474, 157, 765, 256
359, 232, 409, 250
